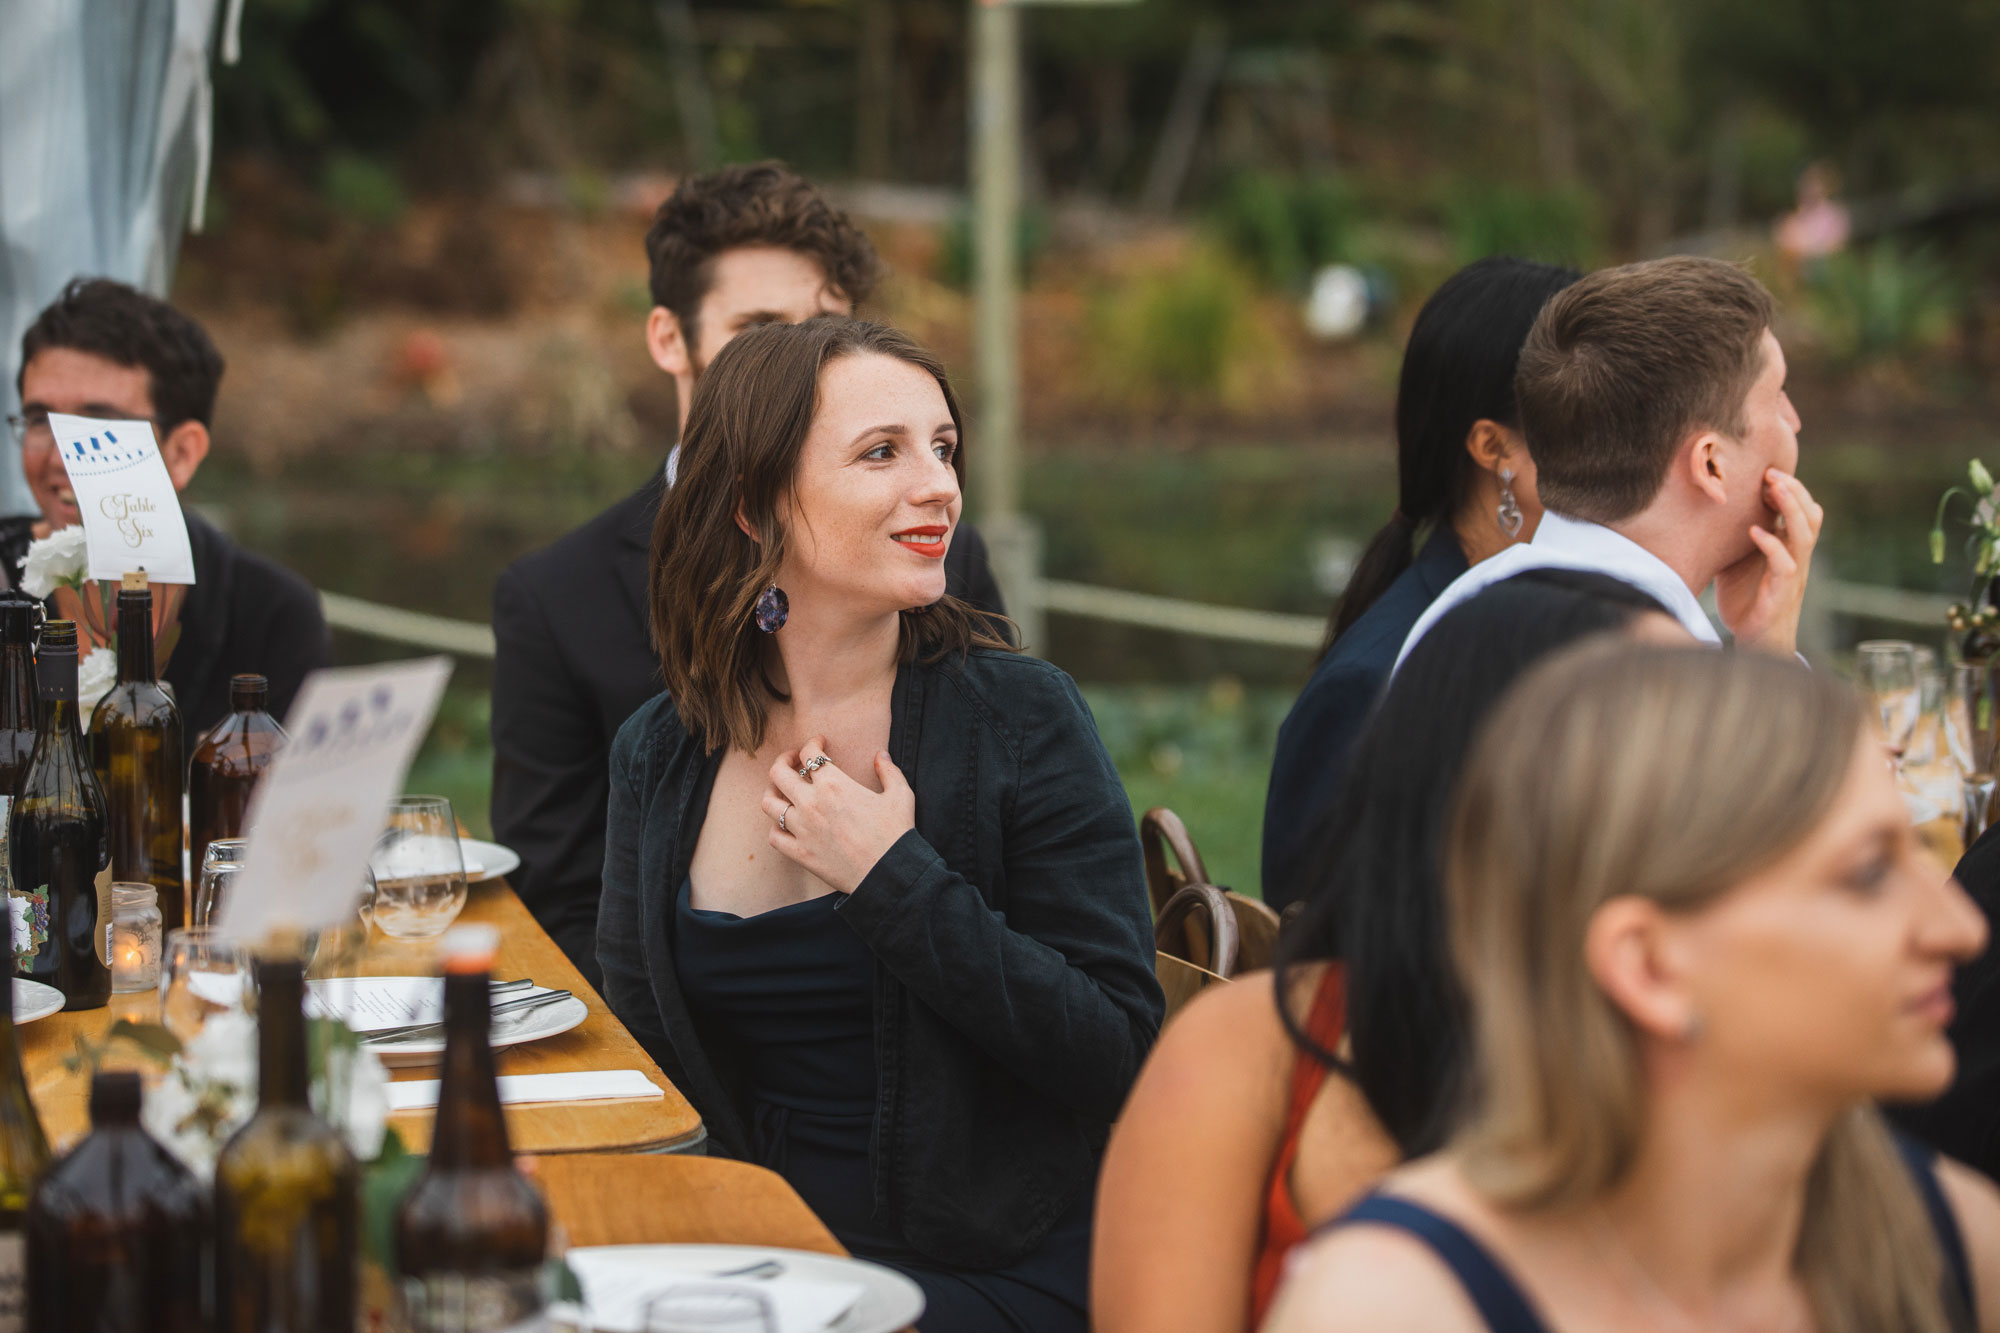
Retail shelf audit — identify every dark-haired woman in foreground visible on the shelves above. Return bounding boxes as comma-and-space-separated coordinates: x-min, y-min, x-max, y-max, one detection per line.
1271, 646, 2000, 1333
597, 317, 1162, 1331
1092, 571, 1682, 1333
1263, 256, 1579, 911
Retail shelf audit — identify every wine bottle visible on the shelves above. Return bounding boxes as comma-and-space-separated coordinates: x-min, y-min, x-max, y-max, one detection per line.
396, 924, 549, 1332
90, 575, 185, 931
214, 956, 359, 1333
25, 1070, 204, 1332
0, 951, 49, 1333
187, 674, 284, 882
0, 593, 39, 802
10, 622, 110, 1010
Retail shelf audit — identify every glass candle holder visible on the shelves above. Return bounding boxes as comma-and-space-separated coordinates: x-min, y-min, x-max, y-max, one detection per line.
108, 883, 163, 993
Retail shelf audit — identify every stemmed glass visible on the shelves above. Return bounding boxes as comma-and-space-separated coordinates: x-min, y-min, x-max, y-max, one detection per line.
369, 796, 468, 939
159, 927, 253, 1046
192, 838, 247, 929
1857, 641, 1921, 762
1952, 662, 2000, 844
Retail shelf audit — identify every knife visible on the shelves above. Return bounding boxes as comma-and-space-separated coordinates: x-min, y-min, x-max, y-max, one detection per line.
360, 989, 573, 1045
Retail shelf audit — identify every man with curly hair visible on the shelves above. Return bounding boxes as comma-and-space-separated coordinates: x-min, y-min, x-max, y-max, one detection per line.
491, 162, 1005, 984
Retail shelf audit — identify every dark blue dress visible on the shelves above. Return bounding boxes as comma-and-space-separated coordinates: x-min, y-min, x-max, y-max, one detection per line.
673, 879, 1094, 1333
1262, 527, 1468, 910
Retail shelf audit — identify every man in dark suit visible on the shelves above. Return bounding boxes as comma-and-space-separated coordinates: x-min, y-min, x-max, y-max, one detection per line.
5, 279, 330, 750
492, 163, 1004, 986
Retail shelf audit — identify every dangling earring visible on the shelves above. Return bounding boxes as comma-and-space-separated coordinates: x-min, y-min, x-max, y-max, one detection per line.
1497, 466, 1524, 539
753, 584, 789, 633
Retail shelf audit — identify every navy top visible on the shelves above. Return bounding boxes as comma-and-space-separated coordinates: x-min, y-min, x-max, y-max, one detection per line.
1321, 1135, 1973, 1332
1262, 527, 1469, 910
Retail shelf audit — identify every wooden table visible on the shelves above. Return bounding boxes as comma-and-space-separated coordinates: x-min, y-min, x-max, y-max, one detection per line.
19, 879, 705, 1155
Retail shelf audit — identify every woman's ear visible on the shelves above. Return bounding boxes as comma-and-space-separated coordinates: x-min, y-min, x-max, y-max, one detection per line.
734, 504, 760, 543
1465, 420, 1524, 476
1584, 896, 1702, 1043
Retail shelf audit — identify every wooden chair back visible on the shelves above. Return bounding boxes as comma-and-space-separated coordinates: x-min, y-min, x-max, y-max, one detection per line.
1141, 804, 1285, 973
1154, 882, 1239, 976
1155, 951, 1226, 1020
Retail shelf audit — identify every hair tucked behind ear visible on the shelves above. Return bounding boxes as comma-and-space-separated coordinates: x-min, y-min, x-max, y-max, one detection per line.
1447, 644, 1955, 1333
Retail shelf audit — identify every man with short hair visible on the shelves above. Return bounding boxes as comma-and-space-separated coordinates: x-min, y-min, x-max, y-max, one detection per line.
1399, 256, 1821, 663
491, 162, 1005, 983
6, 278, 331, 745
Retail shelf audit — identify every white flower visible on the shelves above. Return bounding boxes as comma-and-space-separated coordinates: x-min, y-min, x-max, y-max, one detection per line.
18, 525, 87, 598
76, 647, 116, 728
327, 1042, 391, 1161
142, 1011, 258, 1182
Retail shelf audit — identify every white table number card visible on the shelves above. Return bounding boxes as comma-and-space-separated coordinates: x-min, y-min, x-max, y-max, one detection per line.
218, 657, 454, 944
45, 413, 197, 585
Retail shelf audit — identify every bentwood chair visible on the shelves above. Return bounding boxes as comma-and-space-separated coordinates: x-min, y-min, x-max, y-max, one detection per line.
1140, 807, 1285, 974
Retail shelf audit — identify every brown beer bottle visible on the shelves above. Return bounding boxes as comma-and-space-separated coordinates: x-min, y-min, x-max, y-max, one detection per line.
214, 956, 358, 1333
187, 674, 284, 879
0, 593, 39, 801
25, 1070, 205, 1332
396, 924, 549, 1330
90, 575, 185, 930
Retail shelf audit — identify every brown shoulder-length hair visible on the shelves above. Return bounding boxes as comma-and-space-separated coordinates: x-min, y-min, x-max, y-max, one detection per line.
652, 316, 1015, 754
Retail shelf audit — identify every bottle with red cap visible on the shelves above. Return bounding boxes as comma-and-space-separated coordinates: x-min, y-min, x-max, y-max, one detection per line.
395, 924, 550, 1331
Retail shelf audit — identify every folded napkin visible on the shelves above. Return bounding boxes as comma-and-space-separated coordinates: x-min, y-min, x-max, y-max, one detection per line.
387, 1068, 662, 1112
562, 1249, 865, 1333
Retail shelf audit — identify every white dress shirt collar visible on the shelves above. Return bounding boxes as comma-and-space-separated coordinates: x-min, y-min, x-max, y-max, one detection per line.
1395, 510, 1720, 671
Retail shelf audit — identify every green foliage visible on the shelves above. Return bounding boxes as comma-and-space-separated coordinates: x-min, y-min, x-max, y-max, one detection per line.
1210, 172, 1361, 291
1083, 682, 1292, 899
1442, 183, 1601, 268
1085, 246, 1291, 413
321, 152, 408, 227
361, 1128, 425, 1271
407, 686, 494, 840
1805, 243, 1962, 365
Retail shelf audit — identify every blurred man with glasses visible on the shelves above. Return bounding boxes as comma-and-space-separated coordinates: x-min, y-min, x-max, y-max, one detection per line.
7, 278, 330, 745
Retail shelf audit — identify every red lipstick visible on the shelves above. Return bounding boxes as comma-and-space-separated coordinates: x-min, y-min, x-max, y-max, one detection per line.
891, 524, 949, 558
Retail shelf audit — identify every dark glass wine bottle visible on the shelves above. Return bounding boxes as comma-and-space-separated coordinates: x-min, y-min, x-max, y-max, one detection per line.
0, 951, 50, 1333
396, 925, 549, 1331
10, 622, 110, 1010
90, 575, 185, 931
25, 1070, 204, 1332
0, 593, 39, 803
214, 957, 359, 1333
187, 674, 284, 882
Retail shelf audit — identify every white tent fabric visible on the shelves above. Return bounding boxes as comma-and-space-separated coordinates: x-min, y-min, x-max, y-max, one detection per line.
0, 0, 239, 517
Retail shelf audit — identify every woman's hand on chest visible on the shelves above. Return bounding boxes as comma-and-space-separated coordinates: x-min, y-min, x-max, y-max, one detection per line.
761, 734, 917, 895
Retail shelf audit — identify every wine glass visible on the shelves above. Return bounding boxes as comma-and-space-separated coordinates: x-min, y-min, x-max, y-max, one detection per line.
1856, 641, 1920, 761
641, 1287, 777, 1333
1953, 662, 2000, 843
369, 796, 468, 939
159, 927, 252, 1045
192, 838, 248, 929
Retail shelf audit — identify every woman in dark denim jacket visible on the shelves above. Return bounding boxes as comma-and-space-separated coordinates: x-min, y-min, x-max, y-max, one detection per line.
597, 316, 1164, 1331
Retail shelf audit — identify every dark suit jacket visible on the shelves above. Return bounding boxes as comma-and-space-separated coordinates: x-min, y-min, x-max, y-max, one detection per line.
0, 510, 328, 755
1260, 527, 1468, 910
167, 511, 330, 752
489, 475, 1007, 986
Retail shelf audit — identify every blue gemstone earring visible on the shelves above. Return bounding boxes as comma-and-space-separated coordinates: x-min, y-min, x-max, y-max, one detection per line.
753, 584, 789, 633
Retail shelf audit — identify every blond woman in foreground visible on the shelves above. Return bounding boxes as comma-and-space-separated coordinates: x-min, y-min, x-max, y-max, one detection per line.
1267, 645, 2000, 1333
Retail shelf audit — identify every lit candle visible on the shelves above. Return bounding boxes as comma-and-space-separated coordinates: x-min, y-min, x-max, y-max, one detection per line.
109, 883, 163, 993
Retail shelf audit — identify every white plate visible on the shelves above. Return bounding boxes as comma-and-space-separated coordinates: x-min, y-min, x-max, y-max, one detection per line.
13, 979, 62, 1025
309, 976, 591, 1068
557, 1244, 925, 1333
458, 838, 521, 884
